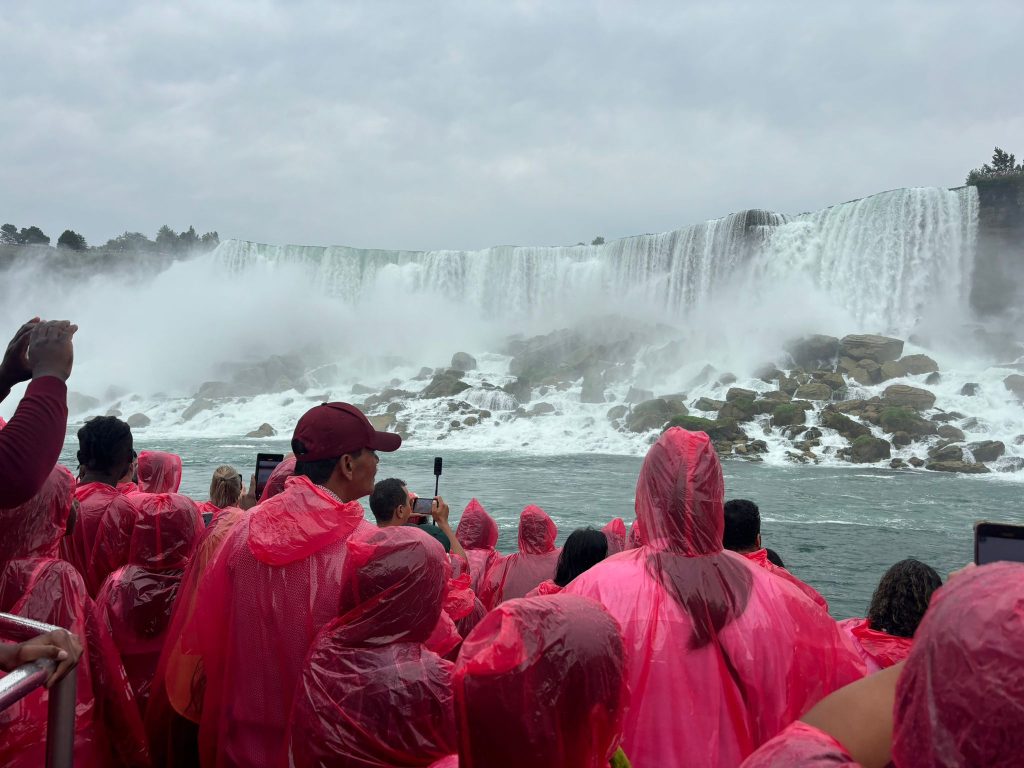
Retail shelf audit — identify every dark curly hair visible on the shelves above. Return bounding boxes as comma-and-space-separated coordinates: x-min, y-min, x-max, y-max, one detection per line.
77, 416, 134, 477
867, 558, 942, 638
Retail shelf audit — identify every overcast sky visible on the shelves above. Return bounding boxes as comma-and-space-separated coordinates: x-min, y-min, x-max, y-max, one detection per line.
2, 1, 1022, 251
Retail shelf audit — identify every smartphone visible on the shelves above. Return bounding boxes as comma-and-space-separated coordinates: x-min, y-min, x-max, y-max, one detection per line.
974, 521, 1024, 565
411, 499, 432, 524
255, 453, 284, 499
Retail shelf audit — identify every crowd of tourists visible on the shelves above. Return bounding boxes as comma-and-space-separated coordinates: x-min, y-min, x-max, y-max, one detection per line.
1, 317, 1022, 768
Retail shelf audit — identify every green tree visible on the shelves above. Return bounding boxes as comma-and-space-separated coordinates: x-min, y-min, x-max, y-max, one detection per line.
591, 236, 605, 246
966, 146, 1024, 185
0, 224, 18, 245
19, 226, 50, 245
155, 225, 179, 252
200, 230, 219, 249
178, 225, 199, 251
57, 229, 88, 251
103, 231, 156, 253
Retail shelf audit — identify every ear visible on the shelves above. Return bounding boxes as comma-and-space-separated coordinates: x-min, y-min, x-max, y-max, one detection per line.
337, 454, 355, 481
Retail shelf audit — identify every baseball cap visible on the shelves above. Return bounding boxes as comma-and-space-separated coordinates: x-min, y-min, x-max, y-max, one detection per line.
291, 402, 401, 462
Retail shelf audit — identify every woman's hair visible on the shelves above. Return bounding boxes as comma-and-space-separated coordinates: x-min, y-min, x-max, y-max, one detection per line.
554, 527, 608, 588
209, 465, 243, 508
77, 416, 134, 476
867, 558, 943, 637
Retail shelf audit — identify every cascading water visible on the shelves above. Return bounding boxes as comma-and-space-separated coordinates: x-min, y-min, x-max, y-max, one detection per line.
4, 184, 1018, 476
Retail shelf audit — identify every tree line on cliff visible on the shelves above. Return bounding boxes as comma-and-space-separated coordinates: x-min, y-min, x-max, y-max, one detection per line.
0, 223, 219, 254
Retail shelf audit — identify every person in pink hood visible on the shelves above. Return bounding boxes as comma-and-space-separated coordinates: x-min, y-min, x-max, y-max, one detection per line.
137, 450, 183, 494
94, 492, 203, 716
479, 504, 559, 608
455, 498, 500, 593
189, 402, 400, 768
565, 428, 865, 767
601, 517, 627, 554
742, 562, 1024, 767
288, 527, 458, 767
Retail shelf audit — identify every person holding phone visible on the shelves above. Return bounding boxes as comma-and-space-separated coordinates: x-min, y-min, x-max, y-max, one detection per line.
368, 477, 466, 561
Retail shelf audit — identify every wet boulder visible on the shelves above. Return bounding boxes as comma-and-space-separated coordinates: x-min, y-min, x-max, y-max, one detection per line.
882, 384, 936, 411
820, 410, 871, 440
126, 413, 151, 429
968, 440, 1005, 462
784, 334, 839, 369
421, 372, 471, 399
771, 403, 806, 428
450, 352, 477, 372
794, 382, 832, 401
1004, 374, 1024, 400
926, 461, 991, 474
960, 382, 980, 396
850, 436, 892, 463
246, 423, 277, 438
627, 398, 688, 433
839, 334, 904, 364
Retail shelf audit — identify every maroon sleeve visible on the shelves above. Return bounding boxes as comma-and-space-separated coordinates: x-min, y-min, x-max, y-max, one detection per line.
0, 376, 69, 507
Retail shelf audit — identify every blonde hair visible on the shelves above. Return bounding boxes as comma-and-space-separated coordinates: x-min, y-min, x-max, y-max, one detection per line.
209, 465, 243, 508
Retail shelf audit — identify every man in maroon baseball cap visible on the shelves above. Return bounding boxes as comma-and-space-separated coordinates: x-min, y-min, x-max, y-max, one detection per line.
291, 402, 401, 501
190, 402, 402, 767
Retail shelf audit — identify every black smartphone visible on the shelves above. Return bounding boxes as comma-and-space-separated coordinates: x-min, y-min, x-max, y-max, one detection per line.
974, 521, 1024, 565
255, 453, 284, 499
413, 497, 434, 518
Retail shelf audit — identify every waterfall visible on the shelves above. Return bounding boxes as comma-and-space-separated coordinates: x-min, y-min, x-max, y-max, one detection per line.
211, 186, 977, 338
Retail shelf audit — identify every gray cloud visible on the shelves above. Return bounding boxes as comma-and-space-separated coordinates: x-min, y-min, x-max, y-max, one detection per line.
1, 0, 1022, 251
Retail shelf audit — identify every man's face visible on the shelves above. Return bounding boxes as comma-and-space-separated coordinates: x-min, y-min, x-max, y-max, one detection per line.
349, 449, 380, 499
396, 485, 414, 524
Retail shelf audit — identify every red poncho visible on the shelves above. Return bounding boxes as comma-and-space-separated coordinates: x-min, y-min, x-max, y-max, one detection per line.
744, 548, 830, 612
627, 518, 643, 549
259, 456, 296, 502
146, 506, 248, 768
525, 579, 562, 598
479, 505, 559, 608
190, 476, 374, 768
739, 721, 859, 767
61, 481, 141, 596
288, 527, 458, 767
455, 499, 500, 594
565, 428, 865, 767
0, 466, 148, 768
137, 450, 183, 494
837, 618, 912, 675
95, 493, 202, 716
602, 517, 627, 554
443, 594, 629, 768
891, 562, 1024, 767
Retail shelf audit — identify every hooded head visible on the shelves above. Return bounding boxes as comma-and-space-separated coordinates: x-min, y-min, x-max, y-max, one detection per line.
627, 518, 643, 549
336, 526, 451, 646
456, 499, 499, 550
892, 562, 1024, 767
637, 428, 751, 648
129, 493, 202, 570
137, 451, 183, 494
518, 505, 557, 555
259, 456, 296, 502
454, 594, 628, 768
0, 465, 75, 563
601, 518, 627, 555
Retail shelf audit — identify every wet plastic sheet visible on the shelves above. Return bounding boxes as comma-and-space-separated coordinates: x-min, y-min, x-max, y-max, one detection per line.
739, 721, 859, 767
449, 594, 629, 768
565, 428, 865, 767
61, 481, 141, 596
137, 451, 183, 494
454, 499, 500, 594
190, 476, 371, 768
627, 519, 643, 549
0, 466, 148, 768
479, 505, 559, 608
146, 506, 248, 768
602, 517, 627, 554
259, 457, 296, 502
95, 493, 202, 716
744, 548, 829, 611
288, 527, 457, 767
836, 618, 912, 675
892, 562, 1024, 767
525, 579, 562, 598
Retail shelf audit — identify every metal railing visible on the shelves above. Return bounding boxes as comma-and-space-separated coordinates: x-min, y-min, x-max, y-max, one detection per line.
0, 612, 78, 768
